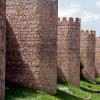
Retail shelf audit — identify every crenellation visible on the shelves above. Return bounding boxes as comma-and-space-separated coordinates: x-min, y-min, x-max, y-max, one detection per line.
81, 30, 96, 37
58, 17, 80, 26
75, 18, 80, 23
69, 17, 73, 22
62, 17, 67, 22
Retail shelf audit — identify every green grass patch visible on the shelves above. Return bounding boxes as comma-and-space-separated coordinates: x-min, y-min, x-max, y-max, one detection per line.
96, 77, 100, 82
6, 77, 100, 100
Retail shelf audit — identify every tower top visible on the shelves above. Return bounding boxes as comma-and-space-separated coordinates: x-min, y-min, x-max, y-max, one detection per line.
81, 30, 96, 35
58, 17, 81, 26
6, 0, 54, 5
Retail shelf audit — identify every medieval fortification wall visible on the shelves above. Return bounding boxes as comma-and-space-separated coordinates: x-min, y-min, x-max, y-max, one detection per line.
80, 30, 95, 80
0, 1, 99, 98
95, 37, 100, 77
57, 17, 80, 87
6, 0, 58, 94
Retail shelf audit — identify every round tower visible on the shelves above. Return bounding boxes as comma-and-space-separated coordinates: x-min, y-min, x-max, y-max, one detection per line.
6, 0, 58, 94
58, 17, 81, 87
80, 30, 95, 80
0, 0, 5, 99
95, 37, 100, 77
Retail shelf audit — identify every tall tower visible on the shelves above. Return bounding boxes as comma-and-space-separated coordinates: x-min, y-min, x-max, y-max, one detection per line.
80, 30, 95, 80
0, 0, 5, 99
95, 37, 100, 77
58, 17, 80, 87
6, 0, 58, 94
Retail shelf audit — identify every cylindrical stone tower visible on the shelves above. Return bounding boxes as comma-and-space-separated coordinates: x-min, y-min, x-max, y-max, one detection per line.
6, 0, 58, 94
58, 17, 80, 87
95, 37, 100, 77
80, 30, 95, 80
0, 0, 5, 100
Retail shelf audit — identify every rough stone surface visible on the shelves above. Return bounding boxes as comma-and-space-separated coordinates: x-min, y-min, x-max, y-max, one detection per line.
0, 0, 5, 100
95, 37, 100, 77
57, 17, 80, 87
80, 30, 95, 80
6, 0, 58, 94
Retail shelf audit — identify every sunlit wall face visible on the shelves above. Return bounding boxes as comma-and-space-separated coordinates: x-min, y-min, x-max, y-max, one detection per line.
58, 0, 100, 36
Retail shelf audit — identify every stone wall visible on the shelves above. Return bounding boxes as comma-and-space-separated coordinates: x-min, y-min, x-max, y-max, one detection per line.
6, 0, 58, 94
95, 37, 100, 77
80, 30, 95, 80
57, 17, 80, 87
0, 0, 5, 100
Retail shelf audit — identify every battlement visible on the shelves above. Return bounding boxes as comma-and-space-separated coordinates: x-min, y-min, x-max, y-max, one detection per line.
58, 17, 81, 26
81, 30, 96, 35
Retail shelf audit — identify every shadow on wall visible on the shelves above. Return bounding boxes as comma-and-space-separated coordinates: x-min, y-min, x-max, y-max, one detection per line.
6, 1, 57, 94
95, 69, 99, 77
6, 20, 37, 88
57, 67, 69, 82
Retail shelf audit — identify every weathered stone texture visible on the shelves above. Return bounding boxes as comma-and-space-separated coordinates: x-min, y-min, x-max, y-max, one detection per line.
6, 0, 58, 94
57, 17, 80, 87
95, 37, 100, 77
0, 0, 5, 99
80, 30, 95, 80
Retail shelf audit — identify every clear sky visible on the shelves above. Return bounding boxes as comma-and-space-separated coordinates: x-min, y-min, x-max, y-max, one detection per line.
58, 0, 100, 36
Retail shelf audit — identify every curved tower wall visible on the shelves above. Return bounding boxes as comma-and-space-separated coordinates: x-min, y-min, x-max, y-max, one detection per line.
6, 0, 58, 94
80, 30, 95, 80
0, 0, 5, 99
58, 17, 80, 87
95, 37, 100, 77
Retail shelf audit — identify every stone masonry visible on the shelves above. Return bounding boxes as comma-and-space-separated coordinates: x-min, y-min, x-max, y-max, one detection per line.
95, 37, 100, 77
0, 0, 5, 100
58, 17, 80, 87
6, 0, 58, 94
80, 30, 95, 80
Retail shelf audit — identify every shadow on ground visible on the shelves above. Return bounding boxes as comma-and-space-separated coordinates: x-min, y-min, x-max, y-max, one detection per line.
6, 81, 83, 100
80, 76, 100, 94
80, 76, 94, 84
55, 89, 83, 100
5, 81, 39, 100
80, 87, 99, 93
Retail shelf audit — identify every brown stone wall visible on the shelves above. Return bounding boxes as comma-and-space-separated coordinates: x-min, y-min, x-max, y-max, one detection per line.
80, 30, 95, 80
0, 0, 5, 99
95, 37, 100, 77
57, 17, 80, 87
6, 0, 58, 94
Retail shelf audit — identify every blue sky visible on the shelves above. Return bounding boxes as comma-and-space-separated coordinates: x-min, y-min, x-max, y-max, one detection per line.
58, 0, 100, 36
